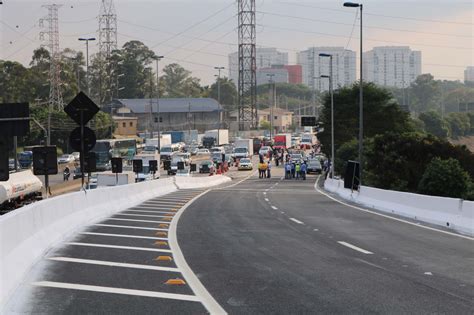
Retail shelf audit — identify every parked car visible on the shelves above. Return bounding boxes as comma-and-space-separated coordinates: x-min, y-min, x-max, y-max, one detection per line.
259, 146, 271, 156
196, 148, 210, 155
58, 154, 75, 164
238, 158, 253, 171
73, 167, 86, 179
199, 160, 215, 173
306, 159, 322, 174
8, 158, 17, 171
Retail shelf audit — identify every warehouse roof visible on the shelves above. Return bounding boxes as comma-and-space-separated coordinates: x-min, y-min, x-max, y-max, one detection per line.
113, 98, 222, 114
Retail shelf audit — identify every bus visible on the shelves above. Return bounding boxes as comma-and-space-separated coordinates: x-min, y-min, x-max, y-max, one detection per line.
91, 139, 137, 171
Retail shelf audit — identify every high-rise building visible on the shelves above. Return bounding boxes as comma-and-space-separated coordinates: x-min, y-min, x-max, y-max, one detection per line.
228, 48, 288, 84
464, 66, 474, 83
363, 46, 421, 88
297, 47, 356, 91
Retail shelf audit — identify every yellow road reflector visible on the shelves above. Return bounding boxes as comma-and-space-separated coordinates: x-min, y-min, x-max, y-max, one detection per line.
155, 255, 173, 261
154, 241, 168, 246
155, 231, 168, 236
158, 223, 169, 228
163, 217, 173, 221
164, 213, 174, 217
165, 278, 186, 285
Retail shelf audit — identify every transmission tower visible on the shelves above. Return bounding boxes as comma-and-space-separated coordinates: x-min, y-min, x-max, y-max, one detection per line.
238, 0, 257, 130
40, 4, 63, 110
98, 0, 118, 104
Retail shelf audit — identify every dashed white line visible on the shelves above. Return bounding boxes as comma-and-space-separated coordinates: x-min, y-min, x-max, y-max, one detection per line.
313, 228, 319, 231
66, 242, 172, 253
263, 192, 267, 195
271, 206, 278, 210
32, 281, 200, 302
289, 218, 304, 225
115, 213, 171, 219
81, 232, 167, 240
48, 257, 179, 272
337, 241, 373, 254
122, 210, 175, 214
264, 198, 269, 202
93, 224, 167, 231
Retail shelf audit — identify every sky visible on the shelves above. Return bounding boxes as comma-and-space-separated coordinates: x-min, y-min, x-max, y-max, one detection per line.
0, 0, 472, 85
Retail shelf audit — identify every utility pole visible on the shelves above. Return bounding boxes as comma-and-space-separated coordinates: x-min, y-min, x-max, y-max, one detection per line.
78, 37, 96, 96
214, 66, 224, 146
267, 74, 275, 139
154, 56, 164, 149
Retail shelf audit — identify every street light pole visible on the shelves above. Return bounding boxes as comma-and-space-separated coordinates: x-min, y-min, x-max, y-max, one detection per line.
320, 53, 334, 178
214, 66, 224, 146
267, 74, 275, 139
78, 37, 96, 96
344, 2, 363, 187
154, 55, 164, 149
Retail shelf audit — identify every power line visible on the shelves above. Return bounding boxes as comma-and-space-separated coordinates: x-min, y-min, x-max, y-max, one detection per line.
256, 10, 472, 38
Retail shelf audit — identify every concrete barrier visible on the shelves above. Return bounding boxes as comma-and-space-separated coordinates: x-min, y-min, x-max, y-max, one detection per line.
322, 178, 474, 237
0, 175, 230, 309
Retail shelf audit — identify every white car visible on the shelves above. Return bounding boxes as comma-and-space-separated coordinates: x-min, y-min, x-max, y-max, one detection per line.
238, 158, 253, 170
196, 148, 210, 155
259, 146, 271, 156
58, 154, 75, 164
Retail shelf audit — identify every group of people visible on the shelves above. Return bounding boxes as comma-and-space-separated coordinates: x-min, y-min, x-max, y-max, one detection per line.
284, 161, 307, 180
258, 159, 272, 179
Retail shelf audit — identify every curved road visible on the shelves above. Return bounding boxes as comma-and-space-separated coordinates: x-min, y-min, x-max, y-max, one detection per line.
178, 168, 474, 314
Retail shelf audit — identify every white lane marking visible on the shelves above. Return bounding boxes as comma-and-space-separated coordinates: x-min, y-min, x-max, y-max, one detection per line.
264, 198, 269, 202
130, 207, 176, 211
32, 281, 200, 302
48, 257, 179, 272
170, 190, 227, 314
108, 218, 170, 224
424, 272, 433, 276
143, 201, 186, 205
115, 213, 171, 219
263, 192, 267, 195
93, 224, 167, 231
274, 183, 279, 186
66, 242, 172, 253
313, 228, 319, 231
337, 241, 374, 254
289, 218, 304, 225
315, 176, 474, 241
123, 210, 175, 214
271, 206, 278, 210
81, 232, 167, 240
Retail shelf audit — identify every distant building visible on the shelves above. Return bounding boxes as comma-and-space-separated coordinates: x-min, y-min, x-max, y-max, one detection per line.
284, 65, 303, 84
228, 48, 288, 85
109, 98, 222, 133
363, 46, 421, 88
227, 107, 293, 133
113, 116, 138, 137
297, 47, 356, 91
257, 67, 289, 85
465, 66, 474, 83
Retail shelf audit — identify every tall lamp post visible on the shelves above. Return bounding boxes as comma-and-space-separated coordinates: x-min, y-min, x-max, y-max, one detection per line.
319, 53, 334, 178
214, 66, 224, 145
343, 1, 363, 187
154, 55, 164, 149
78, 37, 96, 96
266, 73, 275, 139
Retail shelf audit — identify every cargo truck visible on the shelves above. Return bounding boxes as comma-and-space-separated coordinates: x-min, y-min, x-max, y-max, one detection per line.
233, 139, 254, 159
273, 133, 292, 150
300, 133, 317, 149
97, 171, 135, 187
202, 129, 229, 148
145, 134, 172, 150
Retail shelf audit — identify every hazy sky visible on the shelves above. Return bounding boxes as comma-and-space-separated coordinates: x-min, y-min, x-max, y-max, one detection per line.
1, 0, 472, 85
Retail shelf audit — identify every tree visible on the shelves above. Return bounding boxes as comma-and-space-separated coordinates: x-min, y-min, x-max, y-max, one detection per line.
318, 82, 412, 156
445, 112, 470, 138
259, 120, 271, 130
418, 158, 471, 199
161, 63, 201, 98
0, 60, 34, 103
207, 77, 237, 108
334, 139, 358, 177
418, 111, 449, 138
410, 74, 441, 113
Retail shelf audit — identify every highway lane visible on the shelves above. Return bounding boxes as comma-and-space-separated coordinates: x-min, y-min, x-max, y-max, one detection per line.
178, 167, 474, 314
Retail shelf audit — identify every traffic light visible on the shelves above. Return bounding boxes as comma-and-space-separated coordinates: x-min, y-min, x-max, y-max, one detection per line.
0, 139, 8, 181
149, 160, 158, 173
133, 159, 143, 173
32, 146, 58, 176
111, 157, 123, 173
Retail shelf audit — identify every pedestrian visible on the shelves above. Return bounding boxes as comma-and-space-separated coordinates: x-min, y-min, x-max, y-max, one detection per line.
295, 163, 301, 180
291, 162, 296, 178
258, 161, 264, 178
262, 161, 267, 178
267, 161, 272, 179
301, 162, 307, 180
63, 166, 70, 181
285, 162, 291, 179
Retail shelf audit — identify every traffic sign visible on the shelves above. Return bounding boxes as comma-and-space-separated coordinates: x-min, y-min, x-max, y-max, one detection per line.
69, 126, 96, 153
33, 146, 58, 176
301, 116, 317, 127
0, 103, 30, 137
64, 92, 99, 125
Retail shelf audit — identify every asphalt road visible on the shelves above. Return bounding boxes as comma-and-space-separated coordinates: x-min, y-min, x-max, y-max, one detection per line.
6, 161, 474, 314
177, 167, 474, 314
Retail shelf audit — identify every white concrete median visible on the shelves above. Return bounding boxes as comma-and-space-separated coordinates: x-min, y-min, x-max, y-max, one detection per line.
0, 175, 230, 309
323, 178, 474, 237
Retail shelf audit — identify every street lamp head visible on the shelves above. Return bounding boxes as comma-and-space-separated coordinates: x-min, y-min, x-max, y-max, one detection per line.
319, 53, 332, 58
78, 37, 96, 41
320, 75, 330, 78
343, 2, 361, 7
214, 66, 225, 70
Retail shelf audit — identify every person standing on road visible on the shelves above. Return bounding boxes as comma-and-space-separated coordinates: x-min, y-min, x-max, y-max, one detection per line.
291, 162, 296, 178
295, 163, 301, 180
267, 161, 272, 179
301, 162, 307, 180
285, 162, 291, 179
